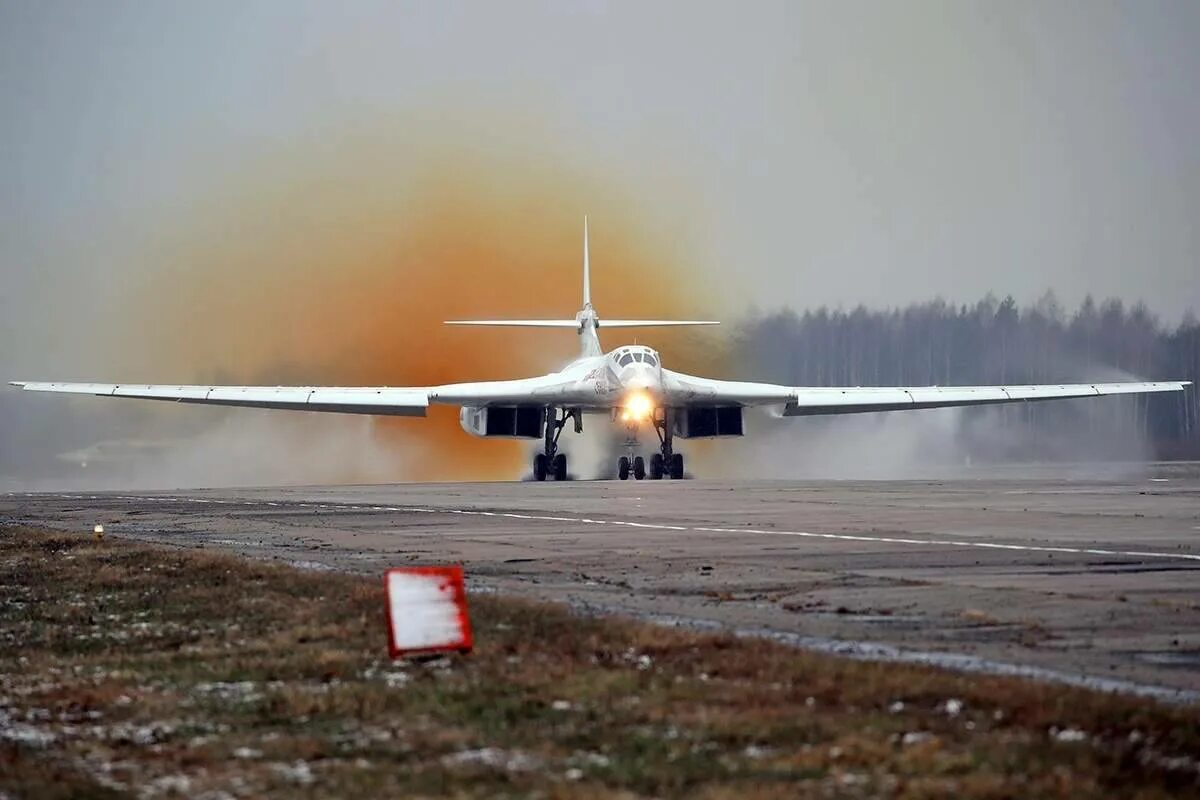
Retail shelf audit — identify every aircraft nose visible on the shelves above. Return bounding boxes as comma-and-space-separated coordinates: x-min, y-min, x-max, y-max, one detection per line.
623, 365, 663, 393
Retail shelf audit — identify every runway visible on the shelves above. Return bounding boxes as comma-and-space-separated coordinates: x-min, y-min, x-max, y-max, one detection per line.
4, 463, 1200, 696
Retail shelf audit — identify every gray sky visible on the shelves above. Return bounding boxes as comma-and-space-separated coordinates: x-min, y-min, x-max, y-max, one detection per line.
2, 0, 1198, 485
4, 1, 1199, 335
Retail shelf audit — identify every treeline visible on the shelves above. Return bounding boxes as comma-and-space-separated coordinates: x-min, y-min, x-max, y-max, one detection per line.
732, 293, 1200, 458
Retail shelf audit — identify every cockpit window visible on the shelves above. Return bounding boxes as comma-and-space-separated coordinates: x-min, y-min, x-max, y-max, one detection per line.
615, 348, 659, 368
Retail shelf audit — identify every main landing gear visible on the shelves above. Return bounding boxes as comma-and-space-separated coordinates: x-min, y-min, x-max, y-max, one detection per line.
532, 407, 578, 481
617, 408, 685, 481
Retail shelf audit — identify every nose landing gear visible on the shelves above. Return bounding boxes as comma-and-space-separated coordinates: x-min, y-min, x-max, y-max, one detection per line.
532, 407, 576, 481
616, 455, 647, 481
616, 408, 685, 480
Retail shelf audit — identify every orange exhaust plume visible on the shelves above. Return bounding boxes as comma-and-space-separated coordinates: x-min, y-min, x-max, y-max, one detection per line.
117, 124, 727, 481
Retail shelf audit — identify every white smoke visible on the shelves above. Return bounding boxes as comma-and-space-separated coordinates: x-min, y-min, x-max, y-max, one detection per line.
713, 397, 1154, 482
5, 411, 417, 491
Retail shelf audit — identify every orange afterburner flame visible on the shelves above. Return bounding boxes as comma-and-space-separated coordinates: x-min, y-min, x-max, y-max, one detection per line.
620, 390, 656, 423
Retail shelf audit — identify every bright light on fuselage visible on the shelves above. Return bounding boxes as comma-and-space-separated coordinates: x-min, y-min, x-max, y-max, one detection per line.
620, 389, 655, 422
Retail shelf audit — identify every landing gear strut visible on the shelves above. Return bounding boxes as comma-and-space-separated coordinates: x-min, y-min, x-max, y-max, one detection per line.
650, 408, 684, 479
616, 407, 684, 480
533, 407, 576, 481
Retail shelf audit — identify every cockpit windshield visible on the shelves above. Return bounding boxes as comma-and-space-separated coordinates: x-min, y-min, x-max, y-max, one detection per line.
614, 347, 659, 368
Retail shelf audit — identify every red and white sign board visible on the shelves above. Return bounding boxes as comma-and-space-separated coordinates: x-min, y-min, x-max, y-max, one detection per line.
384, 566, 473, 658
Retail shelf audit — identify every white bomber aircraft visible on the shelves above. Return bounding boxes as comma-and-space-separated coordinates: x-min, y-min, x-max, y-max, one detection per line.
11, 219, 1191, 481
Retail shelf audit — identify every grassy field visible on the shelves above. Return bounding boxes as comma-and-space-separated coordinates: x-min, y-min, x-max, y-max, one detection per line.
1, 525, 1198, 799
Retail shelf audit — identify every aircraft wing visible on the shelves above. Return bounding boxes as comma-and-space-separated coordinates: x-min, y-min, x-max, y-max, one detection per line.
780, 382, 1190, 415
9, 382, 432, 416
12, 376, 1190, 417
661, 372, 1191, 415
7, 372, 600, 413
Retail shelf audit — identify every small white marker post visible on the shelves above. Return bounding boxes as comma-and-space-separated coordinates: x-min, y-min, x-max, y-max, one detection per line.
384, 566, 472, 658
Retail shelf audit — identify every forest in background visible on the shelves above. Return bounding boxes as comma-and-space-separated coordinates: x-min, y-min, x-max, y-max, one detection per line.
731, 293, 1200, 460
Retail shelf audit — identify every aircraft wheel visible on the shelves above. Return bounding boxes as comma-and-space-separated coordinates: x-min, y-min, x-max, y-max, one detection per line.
552, 453, 568, 481
649, 453, 664, 480
670, 453, 684, 480
632, 456, 646, 480
532, 453, 548, 482
617, 456, 630, 481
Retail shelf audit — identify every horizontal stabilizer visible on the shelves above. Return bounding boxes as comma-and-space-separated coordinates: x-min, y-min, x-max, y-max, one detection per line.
444, 320, 580, 327
445, 319, 719, 329
599, 320, 719, 328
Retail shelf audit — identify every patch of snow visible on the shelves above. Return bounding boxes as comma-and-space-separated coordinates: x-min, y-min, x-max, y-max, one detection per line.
571, 751, 611, 768
270, 760, 315, 785
0, 724, 57, 747
192, 681, 262, 703
939, 698, 964, 717
442, 747, 541, 772
381, 671, 410, 689
1053, 727, 1088, 743
148, 774, 192, 794
287, 560, 334, 572
743, 744, 772, 759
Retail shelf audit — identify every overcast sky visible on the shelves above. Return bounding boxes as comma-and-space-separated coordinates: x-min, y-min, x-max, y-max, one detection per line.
2, 0, 1198, 485
4, 1, 1199, 333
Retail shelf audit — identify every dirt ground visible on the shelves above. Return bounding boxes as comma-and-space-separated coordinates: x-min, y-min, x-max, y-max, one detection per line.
2, 526, 1198, 799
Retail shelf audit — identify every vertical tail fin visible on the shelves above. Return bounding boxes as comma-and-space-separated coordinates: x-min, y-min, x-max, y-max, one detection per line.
444, 216, 717, 360
582, 215, 591, 308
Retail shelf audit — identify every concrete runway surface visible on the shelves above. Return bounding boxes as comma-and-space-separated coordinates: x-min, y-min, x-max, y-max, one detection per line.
4, 463, 1199, 699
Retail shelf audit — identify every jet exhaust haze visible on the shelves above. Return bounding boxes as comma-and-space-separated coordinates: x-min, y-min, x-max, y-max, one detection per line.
2, 123, 725, 489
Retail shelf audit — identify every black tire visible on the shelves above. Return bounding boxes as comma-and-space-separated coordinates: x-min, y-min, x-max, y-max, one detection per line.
533, 453, 548, 481
552, 453, 567, 481
632, 456, 646, 480
649, 453, 664, 480
617, 456, 630, 481
670, 452, 684, 480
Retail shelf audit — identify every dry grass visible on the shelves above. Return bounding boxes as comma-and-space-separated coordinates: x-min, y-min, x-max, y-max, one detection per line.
1, 524, 1198, 799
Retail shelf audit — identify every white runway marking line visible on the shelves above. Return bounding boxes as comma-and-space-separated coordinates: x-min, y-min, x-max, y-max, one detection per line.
17, 492, 1200, 564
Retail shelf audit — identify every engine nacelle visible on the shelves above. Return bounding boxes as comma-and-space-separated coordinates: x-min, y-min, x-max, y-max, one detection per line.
672, 405, 744, 438
459, 405, 545, 438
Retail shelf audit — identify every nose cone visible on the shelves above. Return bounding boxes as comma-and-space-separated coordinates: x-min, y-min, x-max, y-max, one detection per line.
621, 363, 662, 394
610, 347, 664, 399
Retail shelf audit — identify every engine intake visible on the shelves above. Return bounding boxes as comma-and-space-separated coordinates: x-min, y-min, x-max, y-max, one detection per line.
672, 405, 744, 438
